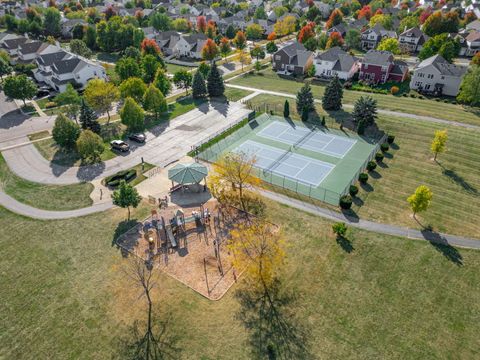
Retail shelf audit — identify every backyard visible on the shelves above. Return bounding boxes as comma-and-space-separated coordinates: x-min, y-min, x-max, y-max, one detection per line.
0, 199, 479, 359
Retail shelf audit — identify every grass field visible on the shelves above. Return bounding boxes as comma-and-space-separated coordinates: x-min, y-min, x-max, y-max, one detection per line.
165, 62, 196, 74
0, 199, 479, 359
224, 87, 252, 101
244, 94, 480, 238
0, 155, 93, 210
229, 70, 480, 126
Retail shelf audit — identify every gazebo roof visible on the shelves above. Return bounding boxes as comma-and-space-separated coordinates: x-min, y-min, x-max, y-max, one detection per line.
168, 162, 208, 185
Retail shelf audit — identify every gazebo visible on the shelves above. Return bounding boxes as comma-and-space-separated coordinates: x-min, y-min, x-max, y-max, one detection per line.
168, 162, 208, 191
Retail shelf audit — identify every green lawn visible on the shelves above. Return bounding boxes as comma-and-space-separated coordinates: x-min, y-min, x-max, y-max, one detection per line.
245, 94, 480, 238
28, 130, 51, 141
224, 87, 252, 101
0, 155, 93, 210
230, 69, 480, 126
34, 138, 117, 167
165, 62, 196, 74
0, 199, 479, 358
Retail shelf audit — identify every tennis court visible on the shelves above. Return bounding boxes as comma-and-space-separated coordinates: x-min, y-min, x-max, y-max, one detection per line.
235, 140, 334, 186
257, 121, 357, 158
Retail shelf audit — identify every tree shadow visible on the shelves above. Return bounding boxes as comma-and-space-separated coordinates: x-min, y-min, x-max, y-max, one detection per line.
383, 151, 393, 159
438, 162, 478, 195
377, 161, 389, 169
341, 208, 359, 223
420, 230, 463, 266
390, 143, 399, 150
112, 219, 143, 257
368, 170, 382, 179
359, 182, 373, 192
352, 196, 364, 207
235, 279, 312, 360
336, 235, 354, 253
76, 161, 106, 182
210, 98, 230, 117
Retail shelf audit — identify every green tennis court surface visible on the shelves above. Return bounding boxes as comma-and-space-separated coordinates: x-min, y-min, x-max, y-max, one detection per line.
197, 114, 383, 205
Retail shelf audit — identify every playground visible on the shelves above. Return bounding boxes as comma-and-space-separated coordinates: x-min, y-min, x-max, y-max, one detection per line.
195, 114, 383, 205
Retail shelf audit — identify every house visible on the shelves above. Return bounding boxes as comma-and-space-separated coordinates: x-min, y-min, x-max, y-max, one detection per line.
359, 50, 408, 84
314, 47, 359, 80
398, 27, 429, 53
272, 42, 314, 76
33, 50, 69, 85
61, 18, 87, 38
459, 31, 480, 56
360, 24, 397, 51
410, 54, 467, 96
466, 19, 480, 31
326, 23, 348, 38
1, 35, 28, 56
313, 1, 332, 19
155, 31, 208, 59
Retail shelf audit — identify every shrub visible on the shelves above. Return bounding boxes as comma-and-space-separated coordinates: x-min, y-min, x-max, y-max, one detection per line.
106, 169, 137, 187
107, 179, 120, 187
410, 94, 416, 98
45, 101, 57, 108
387, 135, 395, 144
390, 86, 399, 95
402, 93, 407, 97
366, 160, 377, 171
358, 172, 368, 184
349, 185, 358, 197
451, 100, 457, 105
435, 98, 441, 102
375, 152, 384, 162
339, 195, 352, 209
332, 222, 347, 237
418, 95, 424, 99
380, 143, 389, 152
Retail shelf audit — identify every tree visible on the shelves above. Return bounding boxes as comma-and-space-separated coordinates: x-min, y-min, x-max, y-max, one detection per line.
124, 46, 141, 60
458, 65, 480, 107
326, 32, 344, 49
283, 100, 290, 118
79, 100, 101, 134
84, 25, 97, 49
143, 84, 167, 119
140, 38, 161, 57
112, 180, 142, 220
44, 7, 61, 36
120, 77, 147, 104
273, 15, 296, 36
352, 96, 378, 134
296, 83, 315, 116
266, 41, 278, 55
201, 38, 219, 62
76, 130, 104, 163
423, 11, 459, 37
141, 54, 161, 83
219, 37, 231, 61
172, 18, 190, 32
153, 68, 171, 96
192, 71, 207, 99
120, 97, 145, 132
0, 57, 12, 83
196, 15, 207, 33
69, 39, 92, 58
197, 62, 210, 78
225, 24, 236, 39
149, 12, 171, 31
322, 74, 343, 111
3, 75, 37, 106
208, 152, 261, 212
471, 52, 480, 66
254, 6, 266, 19
238, 50, 251, 71
207, 62, 224, 97
298, 22, 315, 44
407, 185, 433, 219
84, 79, 119, 123
345, 29, 361, 50
206, 20, 216, 39
233, 30, 247, 50
357, 5, 372, 20
399, 16, 419, 32
52, 114, 80, 149
250, 45, 265, 61
246, 23, 264, 40
332, 222, 347, 238
54, 84, 81, 121
115, 56, 142, 81
430, 129, 448, 161
325, 9, 344, 29
377, 37, 400, 54
173, 70, 193, 95
369, 14, 393, 30
419, 34, 459, 62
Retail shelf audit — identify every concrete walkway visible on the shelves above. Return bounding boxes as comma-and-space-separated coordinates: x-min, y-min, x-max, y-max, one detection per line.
30, 100, 47, 117
259, 190, 480, 250
225, 84, 480, 131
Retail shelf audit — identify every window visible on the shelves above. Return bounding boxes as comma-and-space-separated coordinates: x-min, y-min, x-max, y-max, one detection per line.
425, 84, 431, 90
427, 74, 434, 79
275, 55, 281, 60
415, 81, 422, 87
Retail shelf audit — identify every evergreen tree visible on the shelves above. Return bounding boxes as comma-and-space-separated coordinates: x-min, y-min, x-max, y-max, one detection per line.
296, 83, 315, 116
322, 74, 343, 111
283, 100, 290, 118
207, 62, 225, 98
226, 24, 236, 39
192, 71, 207, 99
352, 96, 378, 134
79, 100, 101, 134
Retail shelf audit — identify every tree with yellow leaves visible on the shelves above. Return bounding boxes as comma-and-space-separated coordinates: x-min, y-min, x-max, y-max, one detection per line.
273, 15, 296, 36
431, 129, 448, 161
229, 221, 286, 288
407, 185, 433, 219
237, 50, 252, 72
208, 152, 261, 211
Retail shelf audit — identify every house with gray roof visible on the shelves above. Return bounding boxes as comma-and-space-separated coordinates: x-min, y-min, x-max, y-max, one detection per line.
16, 41, 60, 64
155, 31, 208, 59
410, 54, 467, 96
313, 47, 359, 80
398, 27, 429, 53
360, 24, 397, 51
33, 50, 69, 85
359, 50, 408, 84
272, 42, 314, 76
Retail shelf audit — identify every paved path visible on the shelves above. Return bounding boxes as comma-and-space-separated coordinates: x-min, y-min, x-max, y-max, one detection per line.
2, 101, 251, 184
225, 84, 480, 131
259, 190, 480, 250
30, 100, 47, 117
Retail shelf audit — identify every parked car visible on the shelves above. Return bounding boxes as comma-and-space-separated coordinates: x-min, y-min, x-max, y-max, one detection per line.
110, 140, 130, 152
36, 88, 50, 98
128, 133, 146, 143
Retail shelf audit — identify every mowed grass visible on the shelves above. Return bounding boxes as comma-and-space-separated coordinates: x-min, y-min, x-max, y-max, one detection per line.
224, 87, 252, 101
1, 199, 480, 359
229, 69, 480, 126
0, 154, 93, 210
244, 93, 480, 238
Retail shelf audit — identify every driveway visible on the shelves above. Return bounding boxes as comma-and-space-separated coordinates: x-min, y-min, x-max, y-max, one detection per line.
0, 91, 19, 118
2, 101, 251, 184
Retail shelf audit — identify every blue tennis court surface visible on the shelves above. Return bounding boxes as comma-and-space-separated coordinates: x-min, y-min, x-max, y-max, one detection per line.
257, 121, 356, 158
235, 140, 334, 186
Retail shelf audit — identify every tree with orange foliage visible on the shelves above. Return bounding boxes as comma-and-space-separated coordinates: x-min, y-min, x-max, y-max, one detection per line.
104, 5, 116, 20
201, 38, 219, 62
357, 5, 372, 20
197, 16, 207, 33
471, 52, 480, 66
306, 0, 314, 7
298, 22, 315, 44
233, 30, 247, 50
374, 8, 383, 15
267, 32, 276, 41
325, 9, 344, 29
326, 32, 344, 49
419, 7, 433, 24
140, 38, 161, 57
206, 20, 216, 39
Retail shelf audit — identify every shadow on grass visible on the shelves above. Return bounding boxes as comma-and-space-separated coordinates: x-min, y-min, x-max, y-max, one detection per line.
341, 208, 359, 223
421, 230, 463, 266
235, 279, 312, 360
377, 161, 389, 169
438, 162, 478, 195
360, 182, 373, 192
368, 170, 382, 179
390, 143, 400, 150
112, 219, 143, 257
383, 151, 393, 159
336, 235, 354, 253
352, 196, 364, 207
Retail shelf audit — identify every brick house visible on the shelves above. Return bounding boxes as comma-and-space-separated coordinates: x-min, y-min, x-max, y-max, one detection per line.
359, 50, 409, 84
